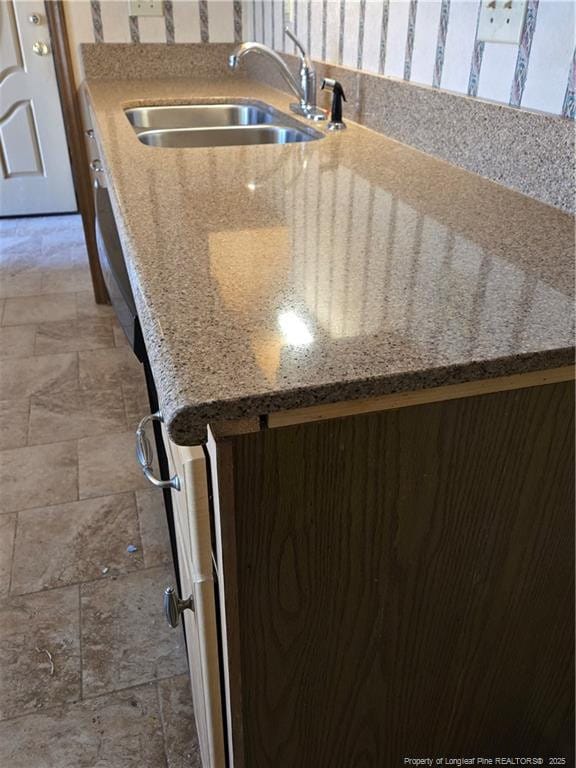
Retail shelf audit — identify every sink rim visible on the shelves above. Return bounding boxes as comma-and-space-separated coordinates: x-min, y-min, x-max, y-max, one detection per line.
135, 123, 323, 148
125, 101, 280, 130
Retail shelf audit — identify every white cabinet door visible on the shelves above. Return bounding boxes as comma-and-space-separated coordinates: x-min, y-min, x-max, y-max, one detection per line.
0, 1, 76, 216
163, 428, 226, 768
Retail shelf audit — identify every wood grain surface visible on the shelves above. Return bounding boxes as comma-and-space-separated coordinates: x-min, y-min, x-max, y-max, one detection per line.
222, 381, 574, 766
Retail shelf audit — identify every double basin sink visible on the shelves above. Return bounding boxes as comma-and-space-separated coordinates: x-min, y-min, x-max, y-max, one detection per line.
125, 101, 323, 148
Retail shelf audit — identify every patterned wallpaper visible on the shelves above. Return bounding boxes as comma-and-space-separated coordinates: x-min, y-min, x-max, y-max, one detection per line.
65, 0, 575, 118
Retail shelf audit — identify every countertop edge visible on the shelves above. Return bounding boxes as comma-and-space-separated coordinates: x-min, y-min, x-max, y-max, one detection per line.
167, 348, 575, 445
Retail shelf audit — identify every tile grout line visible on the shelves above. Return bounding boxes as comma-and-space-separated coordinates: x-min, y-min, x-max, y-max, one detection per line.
25, 389, 32, 447
134, 489, 150, 569
2, 489, 137, 518
75, 438, 80, 504
81, 669, 187, 705
0, 675, 186, 726
7, 560, 167, 601
78, 583, 84, 701
155, 678, 171, 768
6, 510, 20, 596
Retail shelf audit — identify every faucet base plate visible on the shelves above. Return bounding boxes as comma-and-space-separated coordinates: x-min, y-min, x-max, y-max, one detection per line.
290, 103, 327, 121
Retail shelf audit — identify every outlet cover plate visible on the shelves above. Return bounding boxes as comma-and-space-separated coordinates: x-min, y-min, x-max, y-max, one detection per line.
478, 0, 527, 44
128, 0, 164, 17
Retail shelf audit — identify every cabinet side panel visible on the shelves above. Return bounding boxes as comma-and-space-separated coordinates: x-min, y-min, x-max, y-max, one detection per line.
229, 381, 575, 766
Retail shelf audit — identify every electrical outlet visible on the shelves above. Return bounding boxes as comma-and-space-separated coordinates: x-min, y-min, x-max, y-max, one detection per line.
128, 0, 164, 17
478, 0, 527, 44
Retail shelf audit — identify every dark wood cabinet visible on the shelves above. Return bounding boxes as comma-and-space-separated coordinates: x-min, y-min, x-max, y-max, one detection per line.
210, 379, 574, 766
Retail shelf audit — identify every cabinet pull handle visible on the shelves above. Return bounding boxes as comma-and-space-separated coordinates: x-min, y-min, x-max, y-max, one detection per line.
135, 412, 181, 491
164, 586, 194, 628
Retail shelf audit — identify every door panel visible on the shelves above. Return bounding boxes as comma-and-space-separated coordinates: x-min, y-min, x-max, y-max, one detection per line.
0, 0, 76, 215
2, 100, 43, 175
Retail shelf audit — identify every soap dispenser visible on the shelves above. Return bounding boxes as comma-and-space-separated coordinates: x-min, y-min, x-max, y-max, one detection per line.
321, 78, 346, 131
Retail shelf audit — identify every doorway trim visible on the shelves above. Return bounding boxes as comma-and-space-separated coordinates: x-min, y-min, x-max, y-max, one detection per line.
44, 0, 109, 304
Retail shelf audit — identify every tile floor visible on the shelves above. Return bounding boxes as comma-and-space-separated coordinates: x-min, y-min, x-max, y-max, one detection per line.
0, 214, 200, 767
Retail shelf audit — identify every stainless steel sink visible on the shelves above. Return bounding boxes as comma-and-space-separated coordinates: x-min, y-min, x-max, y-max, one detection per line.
125, 101, 324, 148
125, 103, 278, 129
137, 125, 319, 148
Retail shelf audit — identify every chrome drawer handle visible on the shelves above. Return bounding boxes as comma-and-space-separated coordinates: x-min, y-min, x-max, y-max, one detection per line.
135, 411, 181, 491
164, 586, 194, 628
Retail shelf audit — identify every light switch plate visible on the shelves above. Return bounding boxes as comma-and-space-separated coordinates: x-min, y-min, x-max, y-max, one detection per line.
128, 0, 164, 17
284, 0, 295, 25
478, 0, 527, 44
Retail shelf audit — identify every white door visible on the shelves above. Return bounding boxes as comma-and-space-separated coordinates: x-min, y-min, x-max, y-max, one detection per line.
0, 0, 76, 216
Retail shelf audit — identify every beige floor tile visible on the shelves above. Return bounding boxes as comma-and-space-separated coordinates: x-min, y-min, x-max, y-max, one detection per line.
3, 292, 77, 326
0, 399, 29, 451
76, 290, 115, 320
29, 387, 127, 445
12, 214, 82, 239
158, 675, 202, 768
0, 441, 77, 513
0, 683, 166, 768
78, 430, 150, 499
40, 267, 93, 295
136, 489, 172, 567
112, 321, 130, 347
0, 585, 81, 720
0, 236, 44, 273
34, 318, 114, 354
81, 565, 187, 697
0, 256, 40, 278
0, 513, 16, 598
78, 347, 142, 390
0, 325, 36, 358
0, 271, 43, 299
0, 233, 38, 257
122, 379, 151, 429
11, 494, 144, 594
0, 353, 77, 399
42, 227, 85, 254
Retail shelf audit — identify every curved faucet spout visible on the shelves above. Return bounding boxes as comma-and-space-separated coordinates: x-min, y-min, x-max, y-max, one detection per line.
228, 42, 304, 103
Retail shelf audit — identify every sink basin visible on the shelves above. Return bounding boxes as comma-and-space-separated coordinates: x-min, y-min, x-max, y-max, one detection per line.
137, 125, 319, 148
125, 103, 278, 130
125, 100, 324, 148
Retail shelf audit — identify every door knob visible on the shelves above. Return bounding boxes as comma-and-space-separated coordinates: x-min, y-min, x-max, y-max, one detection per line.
32, 40, 50, 56
163, 586, 194, 628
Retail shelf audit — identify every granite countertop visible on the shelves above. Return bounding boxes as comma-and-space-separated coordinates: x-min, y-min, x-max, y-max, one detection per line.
85, 75, 575, 445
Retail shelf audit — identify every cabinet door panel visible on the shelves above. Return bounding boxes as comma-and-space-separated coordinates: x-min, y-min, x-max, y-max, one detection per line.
162, 426, 226, 768
222, 381, 574, 766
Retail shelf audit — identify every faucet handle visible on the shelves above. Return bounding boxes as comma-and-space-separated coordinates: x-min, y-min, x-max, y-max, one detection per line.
284, 27, 309, 66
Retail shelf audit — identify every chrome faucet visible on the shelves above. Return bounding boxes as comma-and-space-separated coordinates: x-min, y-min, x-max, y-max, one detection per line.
228, 28, 326, 121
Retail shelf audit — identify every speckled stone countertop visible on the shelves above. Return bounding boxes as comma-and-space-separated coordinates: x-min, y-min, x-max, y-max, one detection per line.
85, 76, 575, 445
